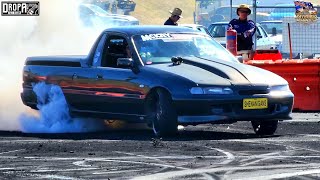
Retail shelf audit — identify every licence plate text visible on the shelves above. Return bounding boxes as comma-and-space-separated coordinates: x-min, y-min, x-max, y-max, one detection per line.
243, 98, 268, 110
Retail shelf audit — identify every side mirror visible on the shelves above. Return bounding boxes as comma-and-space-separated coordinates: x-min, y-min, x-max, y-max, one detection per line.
117, 58, 133, 68
257, 35, 263, 39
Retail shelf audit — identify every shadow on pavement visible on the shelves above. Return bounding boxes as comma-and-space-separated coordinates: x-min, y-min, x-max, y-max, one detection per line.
0, 129, 280, 141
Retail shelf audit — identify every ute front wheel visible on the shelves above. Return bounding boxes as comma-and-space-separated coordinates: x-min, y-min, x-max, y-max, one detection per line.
146, 89, 178, 137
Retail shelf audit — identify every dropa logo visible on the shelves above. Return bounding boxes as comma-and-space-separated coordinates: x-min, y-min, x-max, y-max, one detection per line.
1, 1, 39, 16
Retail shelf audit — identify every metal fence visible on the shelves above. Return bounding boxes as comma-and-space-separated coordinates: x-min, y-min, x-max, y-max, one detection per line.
196, 0, 320, 59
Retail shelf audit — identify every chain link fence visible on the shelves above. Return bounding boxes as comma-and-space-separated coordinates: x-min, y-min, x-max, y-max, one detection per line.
196, 0, 320, 59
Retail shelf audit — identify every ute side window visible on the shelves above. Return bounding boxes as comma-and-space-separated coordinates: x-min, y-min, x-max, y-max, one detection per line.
101, 35, 130, 68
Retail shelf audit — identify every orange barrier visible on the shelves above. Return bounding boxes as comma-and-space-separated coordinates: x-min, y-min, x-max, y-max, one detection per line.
245, 59, 320, 111
253, 50, 282, 61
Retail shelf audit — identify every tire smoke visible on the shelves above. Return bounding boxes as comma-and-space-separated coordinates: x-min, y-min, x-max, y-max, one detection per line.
20, 82, 107, 133
0, 0, 115, 132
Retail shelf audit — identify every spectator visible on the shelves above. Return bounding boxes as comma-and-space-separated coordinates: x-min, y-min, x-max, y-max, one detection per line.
164, 8, 182, 26
228, 4, 256, 51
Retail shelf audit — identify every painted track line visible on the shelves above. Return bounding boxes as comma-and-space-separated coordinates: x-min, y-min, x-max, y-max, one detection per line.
113, 151, 215, 180
246, 169, 320, 180
206, 147, 235, 165
0, 149, 25, 154
131, 163, 320, 180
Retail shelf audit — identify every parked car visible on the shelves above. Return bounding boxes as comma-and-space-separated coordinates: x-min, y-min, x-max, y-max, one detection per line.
195, 0, 301, 25
179, 24, 212, 37
269, 4, 296, 20
256, 0, 300, 6
208, 22, 277, 50
21, 26, 294, 137
82, 0, 111, 12
82, 0, 136, 15
79, 3, 139, 28
203, 6, 270, 24
260, 20, 302, 59
260, 20, 283, 48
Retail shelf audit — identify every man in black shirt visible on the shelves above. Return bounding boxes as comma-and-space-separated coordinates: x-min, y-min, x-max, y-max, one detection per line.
164, 8, 182, 25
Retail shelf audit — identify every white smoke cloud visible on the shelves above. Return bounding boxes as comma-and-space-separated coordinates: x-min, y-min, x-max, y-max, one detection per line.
0, 0, 111, 132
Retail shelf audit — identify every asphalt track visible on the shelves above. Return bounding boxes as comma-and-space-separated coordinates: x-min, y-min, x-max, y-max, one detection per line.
0, 113, 319, 179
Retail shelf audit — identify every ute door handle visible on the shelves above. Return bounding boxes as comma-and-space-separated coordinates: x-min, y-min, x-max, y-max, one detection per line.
72, 73, 78, 79
96, 74, 103, 79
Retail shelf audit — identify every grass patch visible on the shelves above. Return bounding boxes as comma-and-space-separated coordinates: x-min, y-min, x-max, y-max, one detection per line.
131, 0, 195, 25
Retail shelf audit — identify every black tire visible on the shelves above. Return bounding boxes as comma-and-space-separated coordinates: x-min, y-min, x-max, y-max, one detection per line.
146, 89, 178, 137
251, 120, 278, 136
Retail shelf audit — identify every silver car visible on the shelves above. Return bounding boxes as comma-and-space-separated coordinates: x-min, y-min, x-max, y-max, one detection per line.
208, 22, 277, 50
179, 24, 212, 37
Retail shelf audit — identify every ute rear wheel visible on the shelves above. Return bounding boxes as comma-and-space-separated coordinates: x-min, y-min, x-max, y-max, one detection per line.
146, 89, 178, 137
251, 120, 278, 135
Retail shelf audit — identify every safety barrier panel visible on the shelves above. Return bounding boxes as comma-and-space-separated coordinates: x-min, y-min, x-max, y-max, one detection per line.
253, 50, 283, 61
246, 59, 320, 111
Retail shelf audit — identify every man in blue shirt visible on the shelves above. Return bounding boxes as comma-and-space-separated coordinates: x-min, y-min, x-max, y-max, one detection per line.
228, 4, 256, 51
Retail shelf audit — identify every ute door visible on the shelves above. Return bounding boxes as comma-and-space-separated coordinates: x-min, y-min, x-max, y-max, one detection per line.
66, 67, 101, 111
65, 33, 106, 112
94, 34, 146, 117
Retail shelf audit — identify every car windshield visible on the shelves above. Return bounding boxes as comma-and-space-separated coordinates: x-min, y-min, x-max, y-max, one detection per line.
209, 24, 228, 37
132, 33, 237, 65
261, 22, 283, 34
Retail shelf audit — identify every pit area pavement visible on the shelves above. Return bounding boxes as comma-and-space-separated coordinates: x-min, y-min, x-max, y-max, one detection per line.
0, 113, 319, 179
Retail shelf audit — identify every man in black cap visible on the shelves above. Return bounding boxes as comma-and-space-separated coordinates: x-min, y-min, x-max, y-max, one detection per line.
164, 8, 183, 25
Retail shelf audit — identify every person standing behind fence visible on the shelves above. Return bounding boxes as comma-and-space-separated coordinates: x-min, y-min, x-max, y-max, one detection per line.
228, 4, 256, 51
164, 8, 182, 26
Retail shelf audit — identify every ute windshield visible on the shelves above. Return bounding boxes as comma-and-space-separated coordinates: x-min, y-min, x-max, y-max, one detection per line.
132, 33, 237, 65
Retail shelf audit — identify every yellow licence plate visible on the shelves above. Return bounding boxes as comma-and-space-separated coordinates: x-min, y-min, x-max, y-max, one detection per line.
243, 98, 268, 110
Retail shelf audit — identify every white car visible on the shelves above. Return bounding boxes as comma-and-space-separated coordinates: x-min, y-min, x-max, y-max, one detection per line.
260, 20, 284, 49
179, 24, 212, 37
208, 22, 277, 50
260, 20, 302, 59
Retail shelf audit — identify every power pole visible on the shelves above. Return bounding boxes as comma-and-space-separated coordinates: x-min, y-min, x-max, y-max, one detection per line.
230, 0, 233, 20
253, 0, 257, 51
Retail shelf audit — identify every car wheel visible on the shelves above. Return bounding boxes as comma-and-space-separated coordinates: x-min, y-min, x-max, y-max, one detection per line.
146, 89, 178, 137
251, 120, 278, 135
